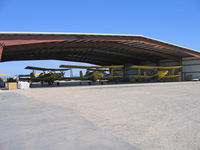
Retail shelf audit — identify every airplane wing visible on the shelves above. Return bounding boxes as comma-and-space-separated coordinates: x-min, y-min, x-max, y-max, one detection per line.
0, 74, 14, 77
96, 65, 124, 69
25, 66, 69, 71
59, 65, 99, 69
60, 65, 124, 69
130, 65, 182, 69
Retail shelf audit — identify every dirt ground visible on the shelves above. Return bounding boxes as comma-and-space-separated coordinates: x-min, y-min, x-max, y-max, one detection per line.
1, 82, 200, 150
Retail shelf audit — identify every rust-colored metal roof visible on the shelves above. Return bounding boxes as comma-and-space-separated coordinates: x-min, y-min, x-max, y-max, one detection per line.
0, 32, 200, 65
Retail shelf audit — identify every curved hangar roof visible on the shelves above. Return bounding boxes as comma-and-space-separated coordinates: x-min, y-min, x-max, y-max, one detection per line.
0, 32, 200, 65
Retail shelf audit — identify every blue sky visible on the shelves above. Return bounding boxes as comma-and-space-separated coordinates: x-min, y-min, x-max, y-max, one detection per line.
0, 0, 200, 76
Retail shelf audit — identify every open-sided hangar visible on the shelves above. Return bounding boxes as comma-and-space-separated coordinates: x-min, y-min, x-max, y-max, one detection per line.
0, 32, 200, 81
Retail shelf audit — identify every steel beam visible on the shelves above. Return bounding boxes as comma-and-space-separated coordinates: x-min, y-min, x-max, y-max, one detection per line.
2, 39, 182, 63
46, 46, 151, 62
1, 33, 200, 60
58, 41, 181, 61
133, 38, 200, 59
0, 43, 4, 62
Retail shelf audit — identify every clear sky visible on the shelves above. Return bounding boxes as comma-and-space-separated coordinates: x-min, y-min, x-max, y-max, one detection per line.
0, 0, 200, 76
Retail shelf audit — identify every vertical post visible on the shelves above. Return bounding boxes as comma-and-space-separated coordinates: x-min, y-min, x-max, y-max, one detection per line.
111, 68, 114, 77
138, 68, 141, 75
0, 43, 4, 62
70, 68, 73, 77
123, 65, 126, 81
172, 69, 175, 75
179, 58, 183, 81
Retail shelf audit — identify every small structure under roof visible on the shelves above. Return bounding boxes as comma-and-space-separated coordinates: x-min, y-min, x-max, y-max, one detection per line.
0, 32, 200, 65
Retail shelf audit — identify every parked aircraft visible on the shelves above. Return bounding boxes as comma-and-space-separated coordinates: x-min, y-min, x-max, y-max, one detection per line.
59, 65, 125, 82
25, 66, 69, 85
129, 65, 182, 82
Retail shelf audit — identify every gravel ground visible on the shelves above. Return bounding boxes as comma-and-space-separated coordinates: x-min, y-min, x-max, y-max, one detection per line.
0, 92, 136, 150
1, 82, 200, 150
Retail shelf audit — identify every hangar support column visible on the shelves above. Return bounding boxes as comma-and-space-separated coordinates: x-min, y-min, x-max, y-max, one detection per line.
179, 58, 183, 81
0, 43, 4, 62
123, 65, 128, 81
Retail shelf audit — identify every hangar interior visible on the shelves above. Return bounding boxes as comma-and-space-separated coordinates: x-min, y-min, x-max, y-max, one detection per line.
0, 32, 200, 81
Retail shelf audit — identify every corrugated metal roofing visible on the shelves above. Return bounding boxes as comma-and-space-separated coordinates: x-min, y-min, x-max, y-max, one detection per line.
0, 32, 199, 65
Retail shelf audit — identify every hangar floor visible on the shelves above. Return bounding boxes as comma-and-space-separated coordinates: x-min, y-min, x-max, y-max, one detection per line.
0, 82, 200, 150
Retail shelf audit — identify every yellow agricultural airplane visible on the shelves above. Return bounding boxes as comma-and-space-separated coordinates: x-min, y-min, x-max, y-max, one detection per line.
25, 66, 69, 85
129, 65, 182, 81
59, 65, 125, 82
